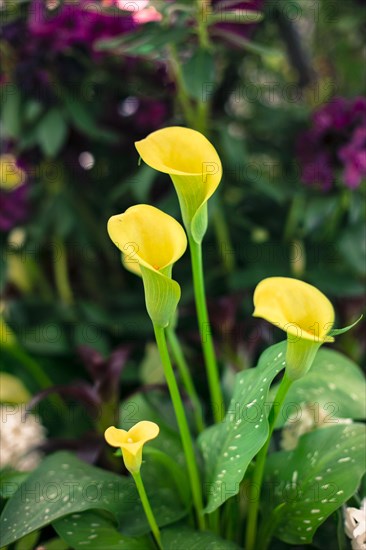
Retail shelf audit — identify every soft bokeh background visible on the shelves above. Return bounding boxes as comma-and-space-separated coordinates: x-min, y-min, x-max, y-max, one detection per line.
1, 0, 365, 451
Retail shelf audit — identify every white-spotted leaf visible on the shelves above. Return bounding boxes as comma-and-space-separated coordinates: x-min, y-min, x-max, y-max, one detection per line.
198, 342, 286, 513
0, 451, 187, 547
272, 346, 366, 427
264, 423, 366, 544
53, 510, 153, 549
162, 524, 240, 549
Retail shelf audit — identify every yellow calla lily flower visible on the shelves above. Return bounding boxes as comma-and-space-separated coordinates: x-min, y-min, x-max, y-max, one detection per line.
135, 127, 222, 243
0, 155, 26, 191
104, 421, 159, 473
107, 204, 187, 327
253, 277, 335, 380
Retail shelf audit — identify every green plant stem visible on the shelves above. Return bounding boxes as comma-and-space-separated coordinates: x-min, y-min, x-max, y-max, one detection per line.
166, 327, 205, 433
196, 0, 211, 49
168, 45, 196, 128
53, 236, 74, 306
188, 236, 224, 423
245, 372, 293, 550
153, 324, 206, 530
132, 471, 163, 550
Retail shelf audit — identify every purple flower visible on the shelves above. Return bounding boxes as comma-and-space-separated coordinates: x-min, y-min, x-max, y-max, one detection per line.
28, 0, 135, 56
0, 185, 29, 232
297, 96, 366, 191
339, 127, 366, 188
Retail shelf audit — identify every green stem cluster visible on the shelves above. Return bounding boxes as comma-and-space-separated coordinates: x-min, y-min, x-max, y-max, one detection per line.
153, 324, 206, 530
245, 373, 293, 550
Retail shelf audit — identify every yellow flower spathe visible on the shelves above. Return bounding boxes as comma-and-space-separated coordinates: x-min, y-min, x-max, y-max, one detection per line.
253, 277, 335, 380
0, 155, 26, 191
104, 421, 159, 473
135, 127, 222, 243
107, 204, 187, 327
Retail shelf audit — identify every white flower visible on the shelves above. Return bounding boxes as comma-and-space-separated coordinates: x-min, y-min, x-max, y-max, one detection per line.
345, 500, 366, 550
280, 403, 352, 451
0, 405, 46, 471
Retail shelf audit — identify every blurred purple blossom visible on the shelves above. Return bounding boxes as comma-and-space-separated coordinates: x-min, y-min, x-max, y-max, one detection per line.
297, 96, 366, 191
28, 0, 135, 55
0, 185, 29, 232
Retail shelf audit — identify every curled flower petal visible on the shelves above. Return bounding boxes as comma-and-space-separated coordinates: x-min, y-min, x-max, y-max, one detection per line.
135, 127, 222, 243
253, 277, 335, 380
253, 277, 334, 342
108, 204, 187, 274
105, 421, 159, 473
107, 204, 187, 327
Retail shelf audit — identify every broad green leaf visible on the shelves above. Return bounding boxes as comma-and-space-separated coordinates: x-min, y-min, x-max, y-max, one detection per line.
37, 109, 68, 157
182, 49, 215, 101
53, 511, 153, 550
198, 342, 286, 513
0, 470, 29, 499
0, 451, 187, 547
271, 345, 366, 427
162, 524, 241, 549
264, 423, 366, 545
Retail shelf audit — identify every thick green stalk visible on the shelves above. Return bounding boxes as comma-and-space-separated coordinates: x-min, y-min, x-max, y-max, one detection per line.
166, 327, 205, 433
153, 324, 206, 530
188, 236, 224, 423
132, 471, 163, 550
245, 373, 293, 550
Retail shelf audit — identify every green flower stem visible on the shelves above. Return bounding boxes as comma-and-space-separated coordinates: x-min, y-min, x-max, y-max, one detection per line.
132, 470, 163, 550
166, 327, 205, 433
153, 324, 206, 530
245, 372, 293, 550
53, 236, 74, 306
188, 236, 224, 423
196, 0, 211, 49
168, 45, 196, 129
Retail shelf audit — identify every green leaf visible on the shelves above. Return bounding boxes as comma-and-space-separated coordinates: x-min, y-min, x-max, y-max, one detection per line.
264, 423, 366, 544
14, 530, 40, 550
62, 93, 118, 143
182, 49, 215, 101
53, 511, 153, 550
1, 85, 22, 138
37, 109, 68, 157
198, 342, 286, 513
162, 524, 241, 549
329, 315, 363, 336
271, 345, 366, 427
0, 451, 187, 547
0, 470, 29, 499
37, 109, 67, 157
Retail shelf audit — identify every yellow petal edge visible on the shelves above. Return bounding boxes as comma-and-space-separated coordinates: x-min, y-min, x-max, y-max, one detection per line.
253, 277, 335, 342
